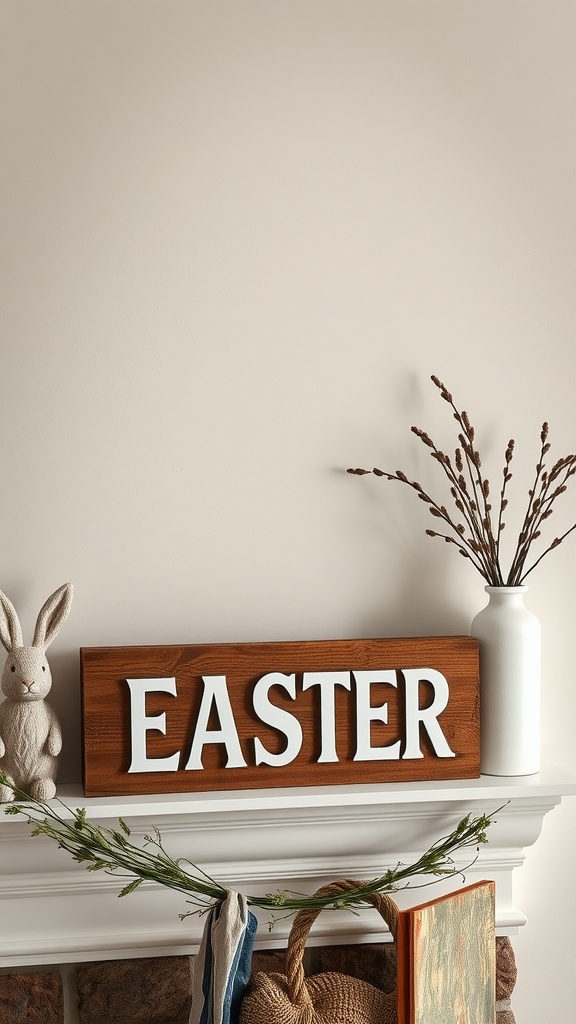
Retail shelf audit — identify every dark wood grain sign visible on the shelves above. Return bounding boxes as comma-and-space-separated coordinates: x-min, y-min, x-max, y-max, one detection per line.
80, 637, 480, 797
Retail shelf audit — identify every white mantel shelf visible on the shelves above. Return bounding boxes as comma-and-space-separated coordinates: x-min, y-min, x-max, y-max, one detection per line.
1, 763, 575, 968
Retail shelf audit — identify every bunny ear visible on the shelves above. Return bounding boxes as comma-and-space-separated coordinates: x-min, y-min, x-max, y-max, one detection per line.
33, 583, 74, 650
0, 591, 23, 652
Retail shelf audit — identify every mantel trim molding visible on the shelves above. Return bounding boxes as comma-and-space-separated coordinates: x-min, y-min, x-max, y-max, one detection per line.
0, 764, 574, 968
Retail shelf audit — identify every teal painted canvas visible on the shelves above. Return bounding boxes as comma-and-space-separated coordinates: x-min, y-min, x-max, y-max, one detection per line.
398, 879, 495, 1024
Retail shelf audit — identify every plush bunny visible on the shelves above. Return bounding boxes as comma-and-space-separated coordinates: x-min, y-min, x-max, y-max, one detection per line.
0, 583, 73, 802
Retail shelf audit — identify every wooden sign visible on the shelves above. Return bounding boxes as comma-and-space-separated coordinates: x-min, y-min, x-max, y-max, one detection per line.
80, 637, 480, 797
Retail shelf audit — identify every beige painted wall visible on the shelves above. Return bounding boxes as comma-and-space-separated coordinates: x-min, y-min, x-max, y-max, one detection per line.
1, 1, 575, 1018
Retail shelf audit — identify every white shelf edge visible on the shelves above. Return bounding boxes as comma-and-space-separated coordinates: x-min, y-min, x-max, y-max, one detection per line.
36, 762, 576, 820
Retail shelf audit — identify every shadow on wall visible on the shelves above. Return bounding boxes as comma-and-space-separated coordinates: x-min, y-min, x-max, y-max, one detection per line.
352, 543, 474, 640
45, 649, 82, 786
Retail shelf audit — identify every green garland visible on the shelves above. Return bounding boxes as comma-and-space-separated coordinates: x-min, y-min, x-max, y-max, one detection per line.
0, 769, 498, 923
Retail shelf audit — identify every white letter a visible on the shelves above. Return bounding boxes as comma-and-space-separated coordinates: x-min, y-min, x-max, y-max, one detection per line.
185, 675, 247, 770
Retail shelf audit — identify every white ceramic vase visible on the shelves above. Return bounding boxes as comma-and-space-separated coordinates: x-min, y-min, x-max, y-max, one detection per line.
471, 586, 541, 776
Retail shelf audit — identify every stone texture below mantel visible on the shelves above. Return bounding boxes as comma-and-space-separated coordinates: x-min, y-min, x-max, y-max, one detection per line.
0, 938, 518, 1024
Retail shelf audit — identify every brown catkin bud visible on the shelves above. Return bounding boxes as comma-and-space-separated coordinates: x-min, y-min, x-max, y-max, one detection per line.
431, 375, 452, 401
412, 427, 434, 447
462, 412, 475, 441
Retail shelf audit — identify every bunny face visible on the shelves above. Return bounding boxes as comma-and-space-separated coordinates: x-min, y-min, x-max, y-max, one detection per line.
1, 646, 53, 702
0, 584, 73, 704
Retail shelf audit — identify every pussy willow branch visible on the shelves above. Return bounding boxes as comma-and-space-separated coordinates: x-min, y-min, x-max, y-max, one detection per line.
508, 424, 552, 584
348, 375, 576, 586
515, 521, 576, 584
509, 450, 576, 583
365, 465, 489, 578
0, 770, 498, 919
409, 427, 494, 581
495, 439, 514, 570
432, 376, 502, 583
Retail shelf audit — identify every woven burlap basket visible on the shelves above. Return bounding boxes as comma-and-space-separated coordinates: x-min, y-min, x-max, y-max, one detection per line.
241, 879, 398, 1024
